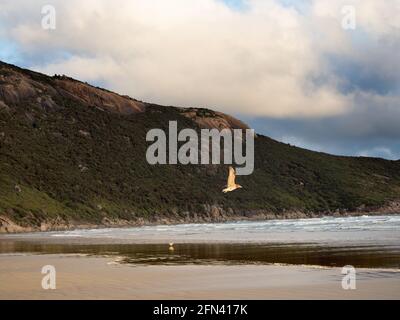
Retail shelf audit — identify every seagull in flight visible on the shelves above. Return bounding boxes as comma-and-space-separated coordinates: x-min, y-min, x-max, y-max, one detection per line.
222, 166, 243, 193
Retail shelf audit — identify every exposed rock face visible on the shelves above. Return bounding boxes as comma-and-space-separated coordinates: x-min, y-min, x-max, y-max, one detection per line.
0, 61, 248, 131
0, 63, 146, 115
3, 203, 399, 233
0, 74, 39, 106
180, 108, 250, 130
54, 78, 146, 114
0, 216, 30, 233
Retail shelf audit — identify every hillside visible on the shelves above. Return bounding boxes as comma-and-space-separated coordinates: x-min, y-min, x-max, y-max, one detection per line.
1, 61, 400, 232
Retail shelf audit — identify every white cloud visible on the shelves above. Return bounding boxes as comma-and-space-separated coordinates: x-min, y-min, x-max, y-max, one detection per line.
0, 0, 399, 119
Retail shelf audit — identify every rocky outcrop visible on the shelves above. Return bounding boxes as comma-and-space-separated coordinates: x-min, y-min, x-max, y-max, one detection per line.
0, 61, 247, 131
179, 108, 250, 130
55, 78, 146, 114
0, 216, 32, 233
0, 63, 146, 115
2, 200, 399, 234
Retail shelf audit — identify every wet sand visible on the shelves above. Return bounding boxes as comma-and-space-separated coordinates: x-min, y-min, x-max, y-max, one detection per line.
1, 216, 399, 299
1, 254, 399, 300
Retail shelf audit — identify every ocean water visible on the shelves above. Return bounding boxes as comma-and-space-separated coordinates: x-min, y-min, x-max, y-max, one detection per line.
5, 214, 400, 243
1, 215, 400, 268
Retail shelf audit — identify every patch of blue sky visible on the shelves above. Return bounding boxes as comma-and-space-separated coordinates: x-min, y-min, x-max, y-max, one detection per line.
220, 0, 311, 13
276, 0, 311, 14
0, 34, 78, 72
90, 79, 110, 90
346, 25, 374, 47
219, 0, 249, 11
29, 50, 74, 69
0, 39, 23, 65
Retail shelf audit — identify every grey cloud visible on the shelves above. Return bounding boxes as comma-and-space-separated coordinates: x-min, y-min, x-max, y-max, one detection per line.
247, 93, 400, 159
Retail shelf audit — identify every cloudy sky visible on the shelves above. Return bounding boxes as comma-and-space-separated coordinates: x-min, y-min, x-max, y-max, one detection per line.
1, 0, 399, 159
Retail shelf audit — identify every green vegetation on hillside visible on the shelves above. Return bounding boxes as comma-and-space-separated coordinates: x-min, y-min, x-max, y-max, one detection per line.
1, 61, 400, 229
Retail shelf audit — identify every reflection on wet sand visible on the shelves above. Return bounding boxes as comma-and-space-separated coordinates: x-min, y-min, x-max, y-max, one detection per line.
1, 241, 399, 268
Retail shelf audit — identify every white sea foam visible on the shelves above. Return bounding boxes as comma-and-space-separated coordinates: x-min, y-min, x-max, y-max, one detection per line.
4, 214, 399, 245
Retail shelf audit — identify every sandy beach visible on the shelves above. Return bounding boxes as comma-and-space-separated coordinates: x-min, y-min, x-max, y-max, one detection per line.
1, 216, 399, 300
0, 254, 399, 300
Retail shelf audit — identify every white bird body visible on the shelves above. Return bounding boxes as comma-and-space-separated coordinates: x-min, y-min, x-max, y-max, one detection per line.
222, 166, 243, 193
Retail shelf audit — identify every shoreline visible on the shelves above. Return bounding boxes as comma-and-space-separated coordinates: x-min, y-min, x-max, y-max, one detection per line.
2, 204, 400, 234
1, 253, 399, 299
1, 214, 398, 270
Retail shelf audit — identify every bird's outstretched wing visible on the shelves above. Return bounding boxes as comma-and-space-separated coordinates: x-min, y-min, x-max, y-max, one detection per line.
227, 166, 236, 188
